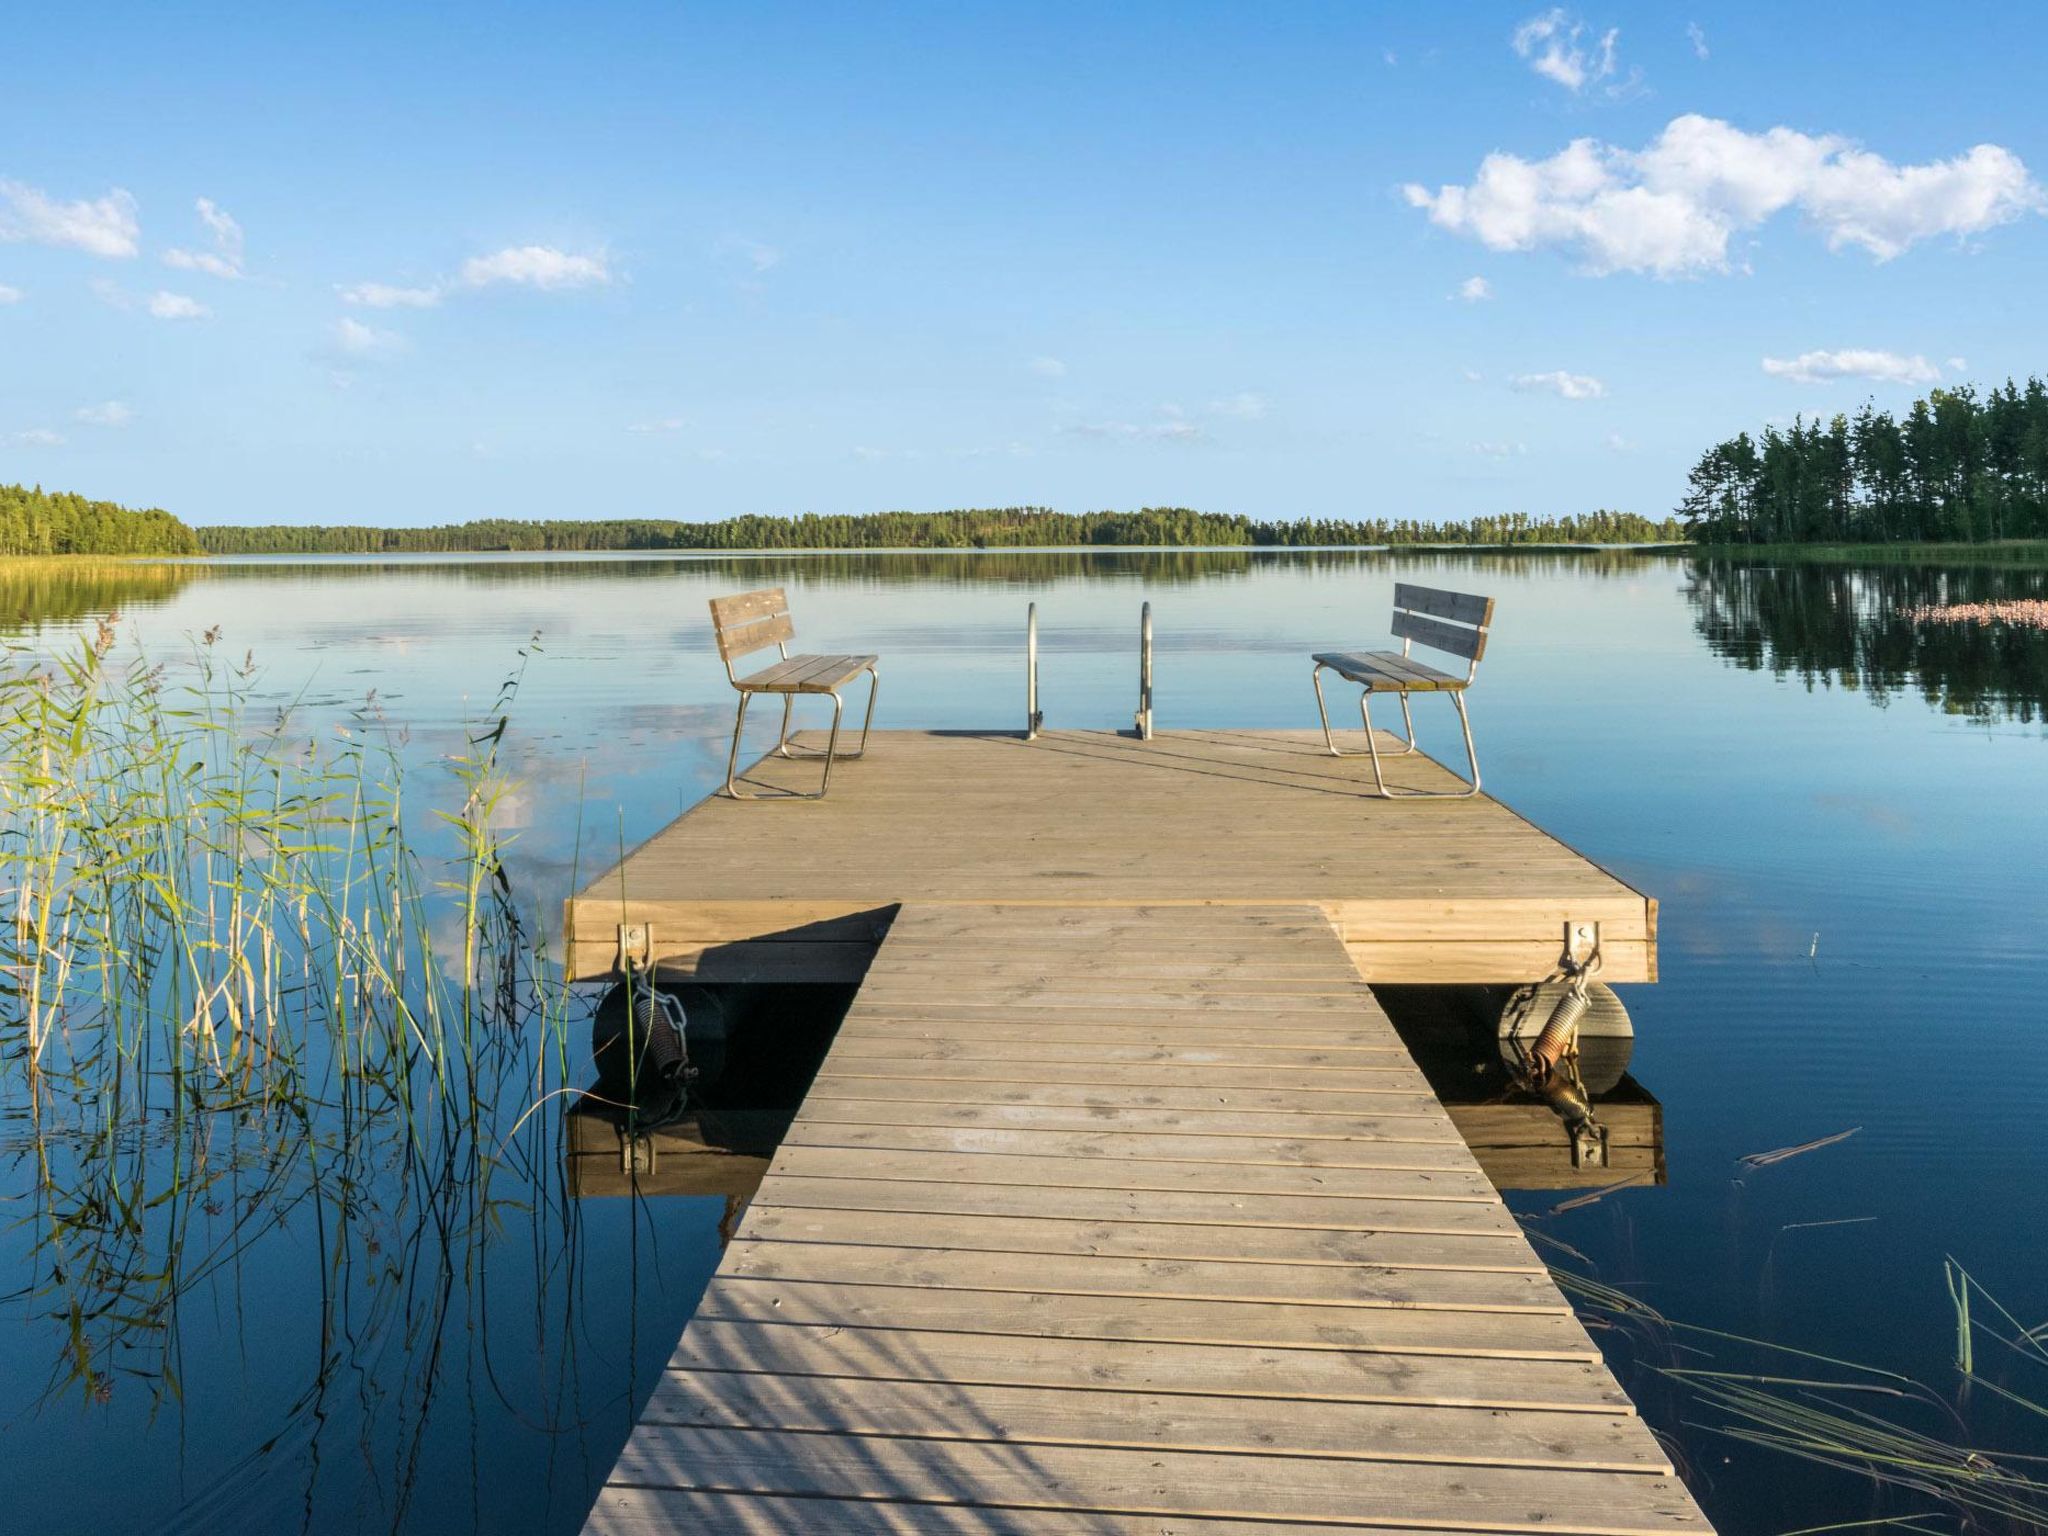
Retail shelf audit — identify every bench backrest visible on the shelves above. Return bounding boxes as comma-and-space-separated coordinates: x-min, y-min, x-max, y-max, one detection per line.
709, 587, 794, 666
1393, 582, 1494, 668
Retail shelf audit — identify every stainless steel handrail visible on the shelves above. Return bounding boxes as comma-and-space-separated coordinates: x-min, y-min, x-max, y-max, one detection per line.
1025, 602, 1043, 740
1135, 602, 1154, 740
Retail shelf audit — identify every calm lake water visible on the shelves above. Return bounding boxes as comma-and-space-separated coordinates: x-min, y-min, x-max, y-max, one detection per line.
4, 548, 2047, 1535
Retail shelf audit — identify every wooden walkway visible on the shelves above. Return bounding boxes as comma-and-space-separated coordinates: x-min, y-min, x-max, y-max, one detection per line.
565, 730, 1656, 988
582, 903, 1710, 1536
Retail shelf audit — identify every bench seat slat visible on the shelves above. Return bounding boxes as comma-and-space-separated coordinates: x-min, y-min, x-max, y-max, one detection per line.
736, 653, 877, 694
1312, 651, 1463, 692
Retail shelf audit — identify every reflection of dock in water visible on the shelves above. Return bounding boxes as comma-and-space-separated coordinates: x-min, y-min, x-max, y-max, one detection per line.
570, 730, 1707, 1533
1377, 984, 1666, 1193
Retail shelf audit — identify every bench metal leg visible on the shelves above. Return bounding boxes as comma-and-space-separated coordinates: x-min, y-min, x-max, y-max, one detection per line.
721, 691, 754, 798
1314, 664, 1417, 758
721, 686, 853, 800
1359, 688, 1482, 799
777, 666, 880, 763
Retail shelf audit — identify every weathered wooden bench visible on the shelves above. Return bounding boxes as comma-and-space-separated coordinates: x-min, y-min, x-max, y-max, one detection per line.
710, 587, 879, 799
1311, 582, 1494, 798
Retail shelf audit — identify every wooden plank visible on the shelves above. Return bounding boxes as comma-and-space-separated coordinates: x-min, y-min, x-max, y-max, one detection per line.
812, 1068, 1436, 1099
788, 1099, 1474, 1144
707, 587, 788, 627
740, 1206, 1540, 1273
765, 1144, 1501, 1205
604, 1428, 1711, 1535
778, 1120, 1493, 1173
695, 1276, 1602, 1360
1314, 649, 1457, 691
585, 1487, 1620, 1536
713, 610, 794, 662
753, 1173, 1520, 1235
1394, 582, 1494, 626
1392, 607, 1487, 662
664, 1319, 1623, 1409
722, 1239, 1563, 1313
646, 1370, 1672, 1472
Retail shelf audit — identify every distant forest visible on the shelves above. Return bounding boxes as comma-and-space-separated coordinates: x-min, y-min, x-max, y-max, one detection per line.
1683, 378, 2048, 545
1, 483, 200, 557
196, 506, 1682, 554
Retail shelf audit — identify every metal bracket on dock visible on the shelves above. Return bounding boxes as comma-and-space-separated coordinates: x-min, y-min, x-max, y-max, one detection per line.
1026, 603, 1043, 741
1134, 602, 1154, 741
617, 923, 652, 973
1561, 920, 1600, 974
621, 1130, 657, 1177
1570, 1118, 1609, 1170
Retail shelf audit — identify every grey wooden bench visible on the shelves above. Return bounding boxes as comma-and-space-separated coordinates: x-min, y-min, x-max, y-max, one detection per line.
710, 587, 878, 799
1311, 582, 1494, 798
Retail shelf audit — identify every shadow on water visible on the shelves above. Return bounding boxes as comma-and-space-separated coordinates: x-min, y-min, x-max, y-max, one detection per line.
1685, 556, 2048, 724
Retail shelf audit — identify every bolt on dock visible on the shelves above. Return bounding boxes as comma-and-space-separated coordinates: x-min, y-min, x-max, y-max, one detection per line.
572, 729, 1705, 1535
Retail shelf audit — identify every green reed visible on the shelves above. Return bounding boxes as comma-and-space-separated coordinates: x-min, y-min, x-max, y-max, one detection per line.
1556, 1262, 2048, 1532
0, 619, 582, 1408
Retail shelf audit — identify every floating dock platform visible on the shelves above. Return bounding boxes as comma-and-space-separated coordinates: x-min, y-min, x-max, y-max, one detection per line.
573, 730, 1705, 1534
565, 729, 1656, 988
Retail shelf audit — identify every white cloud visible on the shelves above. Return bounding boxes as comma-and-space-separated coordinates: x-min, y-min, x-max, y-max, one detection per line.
1607, 431, 1635, 452
1455, 275, 1492, 302
1462, 367, 1486, 383
1759, 348, 1940, 385
1208, 391, 1268, 419
339, 280, 443, 309
718, 236, 782, 273
147, 290, 209, 320
15, 427, 65, 447
1403, 114, 2045, 276
0, 283, 20, 304
1947, 355, 1968, 372
74, 401, 133, 427
1512, 369, 1606, 399
163, 197, 245, 279
1028, 355, 1067, 378
1511, 9, 1619, 93
1065, 418, 1204, 443
0, 179, 140, 258
628, 417, 689, 435
1686, 21, 1709, 60
1470, 440, 1527, 458
332, 316, 403, 357
459, 245, 610, 291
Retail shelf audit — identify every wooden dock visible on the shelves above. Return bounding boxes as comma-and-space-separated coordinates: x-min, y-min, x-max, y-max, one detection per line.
573, 727, 1702, 1533
582, 902, 1708, 1534
565, 729, 1656, 987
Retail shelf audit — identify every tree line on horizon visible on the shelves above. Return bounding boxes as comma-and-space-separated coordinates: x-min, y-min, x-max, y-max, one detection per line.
0, 484, 201, 557
192, 505, 1682, 554
1681, 378, 2048, 545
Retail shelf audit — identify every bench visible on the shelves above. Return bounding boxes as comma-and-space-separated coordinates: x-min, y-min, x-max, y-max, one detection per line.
710, 587, 879, 799
1311, 582, 1494, 798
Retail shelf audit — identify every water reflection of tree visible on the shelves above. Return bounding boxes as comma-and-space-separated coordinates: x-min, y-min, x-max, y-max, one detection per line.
0, 559, 195, 629
190, 545, 1677, 591
1686, 558, 2048, 723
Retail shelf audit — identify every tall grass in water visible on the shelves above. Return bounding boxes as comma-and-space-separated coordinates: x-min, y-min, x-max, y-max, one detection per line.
1559, 1263, 2048, 1533
0, 619, 580, 1415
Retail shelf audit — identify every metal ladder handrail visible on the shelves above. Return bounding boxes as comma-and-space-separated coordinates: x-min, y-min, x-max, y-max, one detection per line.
1025, 602, 1043, 740
1135, 601, 1154, 740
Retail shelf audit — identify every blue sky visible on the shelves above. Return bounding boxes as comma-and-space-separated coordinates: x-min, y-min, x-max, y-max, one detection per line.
3, 1, 2045, 528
